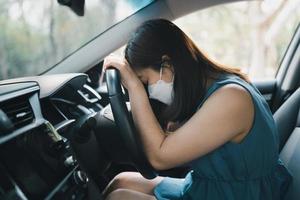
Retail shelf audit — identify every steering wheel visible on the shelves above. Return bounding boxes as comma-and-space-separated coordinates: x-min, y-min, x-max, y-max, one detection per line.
105, 68, 157, 179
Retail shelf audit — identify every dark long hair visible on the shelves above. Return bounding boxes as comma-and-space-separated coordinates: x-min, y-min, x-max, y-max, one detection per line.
125, 19, 248, 124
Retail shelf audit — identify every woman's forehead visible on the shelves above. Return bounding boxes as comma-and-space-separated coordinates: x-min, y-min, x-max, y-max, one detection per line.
134, 68, 148, 82
134, 67, 157, 83
135, 67, 153, 76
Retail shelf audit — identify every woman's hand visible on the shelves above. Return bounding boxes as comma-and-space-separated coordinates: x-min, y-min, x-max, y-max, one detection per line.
102, 54, 143, 91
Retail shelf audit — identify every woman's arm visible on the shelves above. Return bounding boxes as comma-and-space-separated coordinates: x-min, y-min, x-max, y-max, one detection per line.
103, 55, 254, 170
128, 82, 254, 170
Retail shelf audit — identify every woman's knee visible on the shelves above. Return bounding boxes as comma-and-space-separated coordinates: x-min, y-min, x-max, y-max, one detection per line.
106, 189, 127, 200
104, 171, 163, 197
106, 189, 156, 200
111, 171, 137, 189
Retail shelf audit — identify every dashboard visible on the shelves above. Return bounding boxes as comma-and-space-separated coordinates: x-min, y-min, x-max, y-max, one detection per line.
0, 73, 106, 200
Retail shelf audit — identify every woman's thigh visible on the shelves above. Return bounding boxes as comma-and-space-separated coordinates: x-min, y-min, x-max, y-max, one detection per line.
106, 188, 157, 200
102, 171, 164, 197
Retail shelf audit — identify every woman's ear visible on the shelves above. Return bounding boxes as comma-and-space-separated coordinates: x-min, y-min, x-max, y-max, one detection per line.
161, 55, 171, 63
161, 55, 174, 72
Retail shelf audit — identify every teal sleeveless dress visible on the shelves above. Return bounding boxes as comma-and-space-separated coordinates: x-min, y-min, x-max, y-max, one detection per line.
154, 74, 292, 200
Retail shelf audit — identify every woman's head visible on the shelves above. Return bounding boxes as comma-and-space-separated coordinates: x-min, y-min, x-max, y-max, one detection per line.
125, 19, 247, 124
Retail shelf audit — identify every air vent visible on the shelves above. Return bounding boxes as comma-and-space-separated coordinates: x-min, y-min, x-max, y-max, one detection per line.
1, 95, 34, 129
77, 84, 101, 104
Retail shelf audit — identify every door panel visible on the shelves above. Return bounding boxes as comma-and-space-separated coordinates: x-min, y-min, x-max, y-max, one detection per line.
272, 24, 300, 113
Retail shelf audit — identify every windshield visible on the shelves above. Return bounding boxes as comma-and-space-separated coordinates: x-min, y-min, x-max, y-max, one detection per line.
0, 0, 154, 80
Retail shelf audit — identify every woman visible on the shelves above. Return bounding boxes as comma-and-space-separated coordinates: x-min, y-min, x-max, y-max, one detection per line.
102, 19, 291, 200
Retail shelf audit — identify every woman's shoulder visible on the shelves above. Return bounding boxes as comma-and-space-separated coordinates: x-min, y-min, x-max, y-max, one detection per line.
200, 73, 254, 106
203, 82, 254, 112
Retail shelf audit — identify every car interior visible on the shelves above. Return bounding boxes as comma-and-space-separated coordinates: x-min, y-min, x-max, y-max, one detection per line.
0, 0, 299, 199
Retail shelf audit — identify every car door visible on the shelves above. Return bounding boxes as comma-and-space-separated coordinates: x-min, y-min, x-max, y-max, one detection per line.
269, 24, 300, 112
253, 24, 300, 113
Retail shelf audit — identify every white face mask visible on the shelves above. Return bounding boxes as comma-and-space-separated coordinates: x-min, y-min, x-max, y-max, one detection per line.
148, 67, 174, 105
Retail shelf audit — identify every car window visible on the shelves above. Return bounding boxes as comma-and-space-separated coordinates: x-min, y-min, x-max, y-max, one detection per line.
0, 0, 154, 81
174, 0, 300, 81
